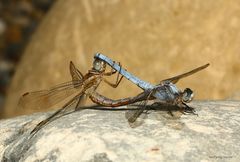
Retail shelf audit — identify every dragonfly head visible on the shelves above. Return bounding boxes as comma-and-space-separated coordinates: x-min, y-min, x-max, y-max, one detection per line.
182, 88, 194, 103
93, 58, 106, 72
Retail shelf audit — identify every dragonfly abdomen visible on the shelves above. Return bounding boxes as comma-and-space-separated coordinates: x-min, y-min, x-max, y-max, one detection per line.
90, 91, 148, 107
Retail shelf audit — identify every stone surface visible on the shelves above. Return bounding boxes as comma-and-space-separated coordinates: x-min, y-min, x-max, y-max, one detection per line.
0, 101, 240, 161
3, 0, 240, 118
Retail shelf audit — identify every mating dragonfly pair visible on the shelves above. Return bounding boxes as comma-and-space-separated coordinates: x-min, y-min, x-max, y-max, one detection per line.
19, 53, 209, 135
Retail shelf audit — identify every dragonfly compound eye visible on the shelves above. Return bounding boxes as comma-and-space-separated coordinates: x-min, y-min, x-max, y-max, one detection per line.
182, 88, 194, 103
93, 59, 106, 72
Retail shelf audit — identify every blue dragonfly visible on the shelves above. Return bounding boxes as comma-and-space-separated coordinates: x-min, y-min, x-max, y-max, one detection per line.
94, 53, 209, 123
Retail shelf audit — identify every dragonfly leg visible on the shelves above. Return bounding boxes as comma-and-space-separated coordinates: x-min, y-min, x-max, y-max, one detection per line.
179, 108, 187, 115
143, 110, 150, 115
182, 103, 198, 116
151, 102, 177, 116
168, 110, 174, 117
104, 61, 121, 76
103, 76, 123, 88
103, 62, 124, 88
104, 69, 117, 76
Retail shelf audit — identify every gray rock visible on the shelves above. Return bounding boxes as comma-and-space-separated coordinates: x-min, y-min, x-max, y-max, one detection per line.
0, 101, 240, 162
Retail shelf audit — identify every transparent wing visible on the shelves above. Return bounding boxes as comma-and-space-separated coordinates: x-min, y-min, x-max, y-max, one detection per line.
69, 61, 88, 109
30, 92, 84, 135
30, 61, 87, 135
125, 90, 155, 128
19, 61, 84, 111
69, 61, 87, 109
74, 93, 88, 110
18, 80, 83, 111
125, 100, 149, 128
70, 61, 83, 84
161, 63, 209, 84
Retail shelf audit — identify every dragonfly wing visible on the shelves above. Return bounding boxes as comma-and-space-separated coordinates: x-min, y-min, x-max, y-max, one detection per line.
125, 89, 155, 128
69, 61, 88, 109
74, 93, 88, 110
125, 100, 148, 128
70, 61, 83, 85
30, 92, 84, 135
18, 81, 83, 111
161, 63, 209, 84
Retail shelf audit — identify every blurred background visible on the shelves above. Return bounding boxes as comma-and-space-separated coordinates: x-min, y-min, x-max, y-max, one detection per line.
0, 0, 55, 117
1, 0, 240, 118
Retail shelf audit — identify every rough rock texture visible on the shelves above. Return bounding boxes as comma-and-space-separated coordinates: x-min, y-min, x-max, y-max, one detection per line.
0, 101, 239, 161
3, 0, 240, 118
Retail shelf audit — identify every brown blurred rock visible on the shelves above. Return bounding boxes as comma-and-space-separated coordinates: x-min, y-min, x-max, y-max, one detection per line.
2, 0, 240, 118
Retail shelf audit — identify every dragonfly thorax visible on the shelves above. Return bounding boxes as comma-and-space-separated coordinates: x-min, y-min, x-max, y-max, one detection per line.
152, 83, 181, 102
168, 83, 180, 95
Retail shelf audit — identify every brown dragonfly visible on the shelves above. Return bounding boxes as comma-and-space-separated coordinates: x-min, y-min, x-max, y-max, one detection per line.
20, 58, 127, 135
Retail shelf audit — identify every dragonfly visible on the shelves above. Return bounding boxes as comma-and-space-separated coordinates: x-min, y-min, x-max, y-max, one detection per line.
19, 57, 128, 135
94, 53, 210, 123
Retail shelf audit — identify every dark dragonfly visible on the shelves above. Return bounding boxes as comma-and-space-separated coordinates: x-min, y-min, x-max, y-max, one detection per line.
94, 53, 209, 123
